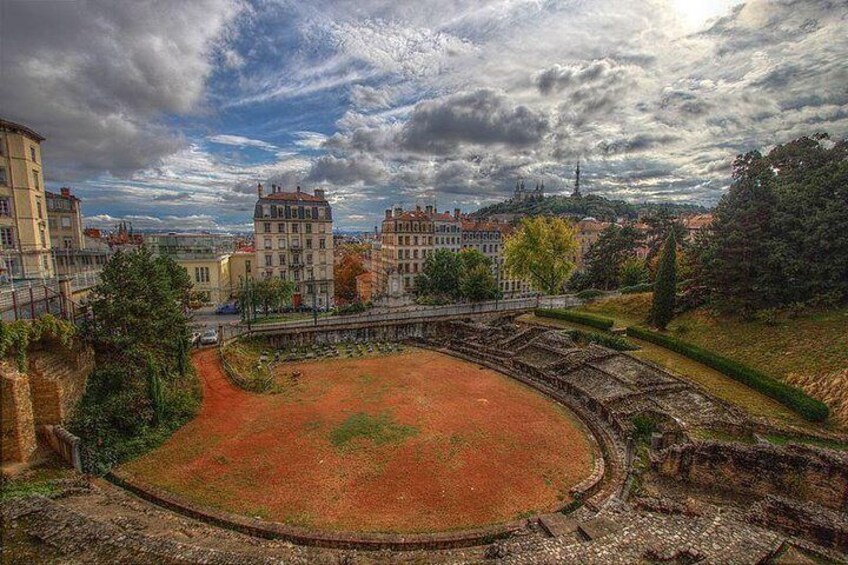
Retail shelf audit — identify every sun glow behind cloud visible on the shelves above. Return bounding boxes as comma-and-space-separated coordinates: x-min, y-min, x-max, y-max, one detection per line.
670, 0, 743, 31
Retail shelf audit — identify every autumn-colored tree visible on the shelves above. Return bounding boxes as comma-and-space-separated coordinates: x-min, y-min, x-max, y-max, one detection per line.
334, 249, 367, 302
504, 217, 578, 295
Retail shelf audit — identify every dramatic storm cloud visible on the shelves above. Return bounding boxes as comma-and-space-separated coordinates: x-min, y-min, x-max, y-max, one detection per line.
2, 0, 847, 230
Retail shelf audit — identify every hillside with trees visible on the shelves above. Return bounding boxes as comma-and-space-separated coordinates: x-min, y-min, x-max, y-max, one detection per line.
474, 192, 707, 222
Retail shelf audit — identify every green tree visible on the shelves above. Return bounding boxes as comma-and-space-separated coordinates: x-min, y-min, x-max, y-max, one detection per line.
642, 210, 687, 265
253, 277, 296, 314
460, 263, 499, 301
650, 232, 677, 329
85, 248, 191, 373
583, 223, 643, 290
414, 249, 463, 300
504, 217, 578, 295
620, 257, 650, 287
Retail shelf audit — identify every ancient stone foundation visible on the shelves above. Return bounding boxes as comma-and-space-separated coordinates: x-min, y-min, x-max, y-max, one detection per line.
653, 441, 848, 511
1, 366, 37, 464
0, 348, 93, 466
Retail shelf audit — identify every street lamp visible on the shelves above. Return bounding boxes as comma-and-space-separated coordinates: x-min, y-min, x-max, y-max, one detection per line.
308, 265, 317, 326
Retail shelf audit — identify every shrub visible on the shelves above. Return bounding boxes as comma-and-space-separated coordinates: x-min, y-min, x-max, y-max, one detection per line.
626, 326, 830, 422
333, 301, 368, 316
534, 308, 615, 330
576, 288, 605, 301
69, 364, 201, 474
619, 283, 653, 294
0, 314, 77, 371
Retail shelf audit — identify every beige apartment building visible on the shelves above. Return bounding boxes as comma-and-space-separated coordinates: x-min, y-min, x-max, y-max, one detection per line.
0, 119, 54, 280
46, 187, 84, 250
460, 218, 533, 297
374, 205, 535, 300
378, 206, 435, 294
254, 184, 334, 309
146, 233, 239, 306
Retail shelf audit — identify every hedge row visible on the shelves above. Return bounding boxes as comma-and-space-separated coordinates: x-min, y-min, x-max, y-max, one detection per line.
575, 288, 606, 300
625, 326, 829, 422
534, 308, 615, 331
619, 283, 653, 294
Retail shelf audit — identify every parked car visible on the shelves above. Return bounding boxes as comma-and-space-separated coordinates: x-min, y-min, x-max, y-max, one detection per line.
200, 328, 219, 346
216, 302, 240, 315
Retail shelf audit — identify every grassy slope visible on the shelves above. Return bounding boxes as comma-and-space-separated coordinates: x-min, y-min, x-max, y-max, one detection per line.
579, 293, 848, 427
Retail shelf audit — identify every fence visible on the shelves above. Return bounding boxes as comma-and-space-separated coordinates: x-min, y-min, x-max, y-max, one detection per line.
248, 294, 582, 333
0, 280, 91, 323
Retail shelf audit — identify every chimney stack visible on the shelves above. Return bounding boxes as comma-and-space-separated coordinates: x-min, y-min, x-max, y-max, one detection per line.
60, 187, 71, 197
393, 206, 402, 218
415, 204, 421, 212
385, 209, 392, 220
454, 208, 461, 219
296, 185, 302, 193
314, 188, 326, 200
425, 205, 433, 215
257, 183, 264, 198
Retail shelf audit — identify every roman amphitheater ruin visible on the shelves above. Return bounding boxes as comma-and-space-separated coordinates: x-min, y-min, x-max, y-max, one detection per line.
3, 312, 847, 564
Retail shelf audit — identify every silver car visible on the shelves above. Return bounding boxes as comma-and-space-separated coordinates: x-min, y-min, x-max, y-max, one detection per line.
200, 328, 219, 346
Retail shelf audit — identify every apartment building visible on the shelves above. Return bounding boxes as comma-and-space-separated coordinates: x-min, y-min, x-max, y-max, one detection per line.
146, 232, 239, 305
0, 119, 54, 280
377, 206, 434, 294
254, 184, 334, 309
46, 187, 84, 250
460, 218, 533, 297
374, 205, 535, 300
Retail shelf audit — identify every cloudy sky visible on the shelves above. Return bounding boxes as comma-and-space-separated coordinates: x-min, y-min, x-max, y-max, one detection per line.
2, 0, 847, 232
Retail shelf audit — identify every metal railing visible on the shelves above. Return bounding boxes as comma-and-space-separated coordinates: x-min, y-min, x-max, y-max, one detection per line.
249, 294, 580, 333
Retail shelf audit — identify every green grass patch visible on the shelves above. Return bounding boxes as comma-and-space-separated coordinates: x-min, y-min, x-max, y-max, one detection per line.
626, 326, 829, 422
0, 480, 56, 502
534, 308, 615, 330
564, 328, 638, 351
765, 434, 848, 451
330, 412, 419, 449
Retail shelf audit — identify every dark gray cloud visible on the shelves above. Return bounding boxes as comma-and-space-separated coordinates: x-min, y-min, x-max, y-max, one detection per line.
306, 154, 387, 184
0, 0, 242, 181
399, 89, 549, 153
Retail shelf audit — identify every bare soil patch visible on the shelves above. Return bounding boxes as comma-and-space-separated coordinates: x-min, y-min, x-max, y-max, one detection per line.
121, 348, 595, 533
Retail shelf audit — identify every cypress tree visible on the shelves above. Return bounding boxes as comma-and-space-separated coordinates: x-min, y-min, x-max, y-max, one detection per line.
650, 232, 677, 330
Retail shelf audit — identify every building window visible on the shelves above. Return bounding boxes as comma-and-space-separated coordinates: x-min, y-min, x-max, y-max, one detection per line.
279, 253, 285, 265
305, 223, 312, 234
245, 260, 251, 273
264, 238, 271, 249
306, 238, 312, 249
33, 170, 40, 189
194, 267, 210, 283
264, 222, 271, 233
306, 253, 313, 265
292, 223, 299, 233
278, 238, 286, 249
265, 254, 272, 267
0, 167, 6, 185
278, 223, 285, 233
0, 197, 9, 216
61, 216, 72, 228
319, 238, 325, 249
30, 146, 37, 162
1, 227, 13, 247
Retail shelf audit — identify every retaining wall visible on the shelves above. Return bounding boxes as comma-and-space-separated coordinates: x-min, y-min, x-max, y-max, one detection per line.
1, 365, 37, 465
654, 441, 848, 511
